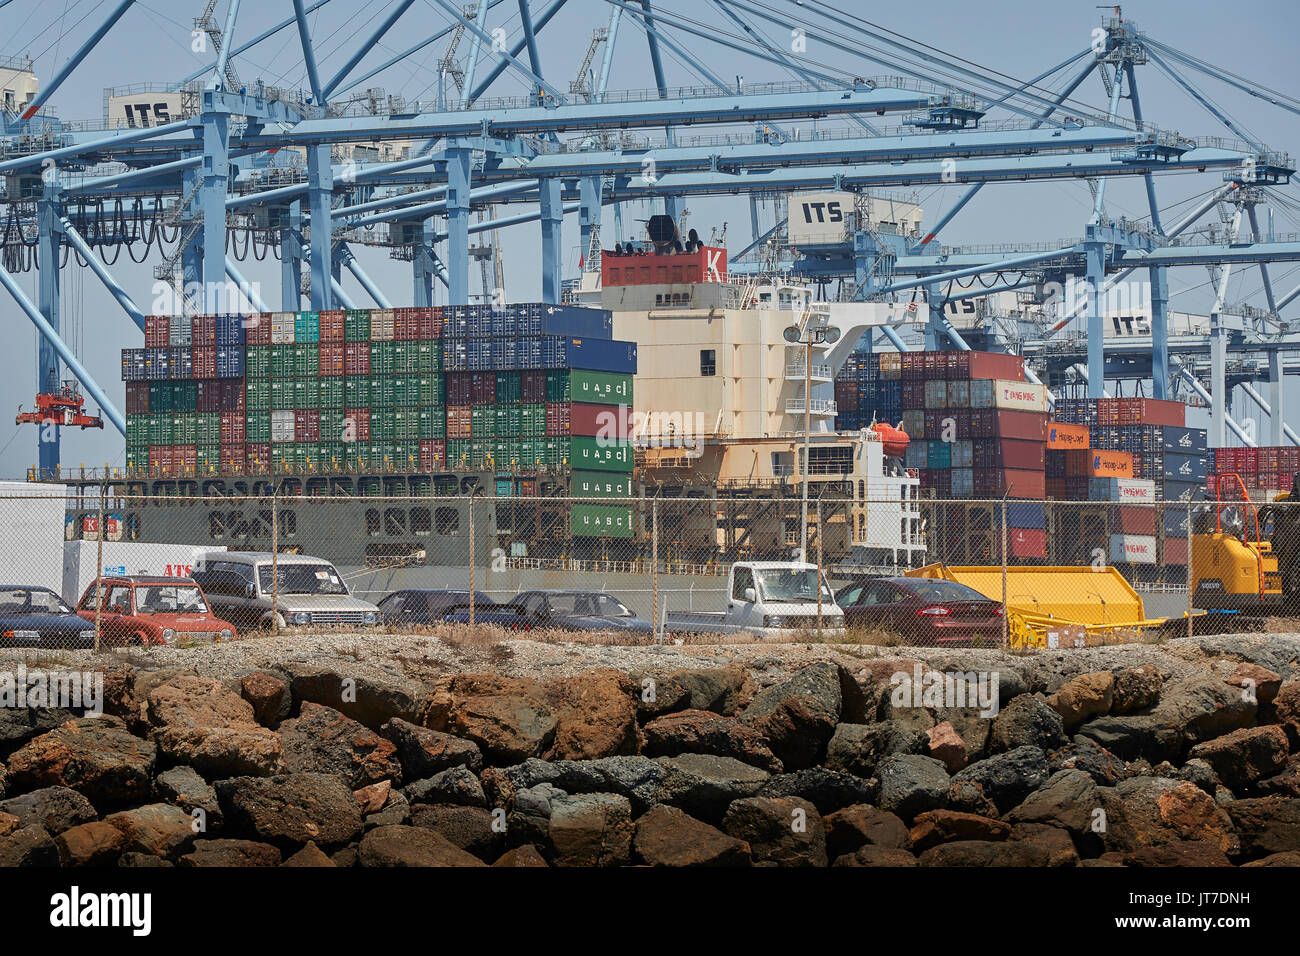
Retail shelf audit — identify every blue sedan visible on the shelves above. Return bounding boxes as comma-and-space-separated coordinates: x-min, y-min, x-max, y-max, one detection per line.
0, 586, 97, 649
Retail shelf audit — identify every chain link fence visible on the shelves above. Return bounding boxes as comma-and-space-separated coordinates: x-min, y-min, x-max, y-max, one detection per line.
0, 486, 1297, 652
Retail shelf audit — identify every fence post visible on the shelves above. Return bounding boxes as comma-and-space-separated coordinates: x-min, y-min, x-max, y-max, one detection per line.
1186, 499, 1194, 639
93, 481, 106, 654
652, 494, 660, 646
271, 481, 279, 636
816, 494, 824, 637
1000, 494, 1009, 651
468, 489, 477, 628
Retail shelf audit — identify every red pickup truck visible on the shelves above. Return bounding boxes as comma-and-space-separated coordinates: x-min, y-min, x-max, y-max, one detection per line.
76, 575, 237, 647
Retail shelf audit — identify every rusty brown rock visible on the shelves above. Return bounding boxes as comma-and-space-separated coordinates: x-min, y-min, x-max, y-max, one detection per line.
643, 709, 781, 772
632, 804, 752, 867
908, 809, 1012, 852
6, 717, 155, 804
542, 668, 642, 761
926, 721, 968, 773
420, 674, 557, 764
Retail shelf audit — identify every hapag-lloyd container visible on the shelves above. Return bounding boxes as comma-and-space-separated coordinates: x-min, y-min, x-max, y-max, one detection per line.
1047, 422, 1090, 449
1110, 533, 1157, 565
1066, 448, 1134, 479
1088, 477, 1157, 503
969, 379, 1048, 412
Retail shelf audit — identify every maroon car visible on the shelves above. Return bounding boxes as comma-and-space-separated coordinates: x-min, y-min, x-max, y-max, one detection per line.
835, 577, 1004, 646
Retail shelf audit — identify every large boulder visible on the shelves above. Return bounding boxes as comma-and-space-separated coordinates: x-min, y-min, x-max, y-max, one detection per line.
146, 676, 284, 778
652, 754, 769, 822
721, 797, 827, 867
1274, 682, 1300, 750
0, 786, 97, 835
419, 674, 556, 764
633, 674, 690, 720
989, 695, 1067, 753
482, 756, 666, 814
404, 767, 487, 808
1225, 797, 1300, 859
102, 804, 197, 860
740, 663, 865, 770
239, 671, 291, 727
1225, 663, 1282, 709
278, 702, 403, 788
179, 839, 282, 867
1099, 776, 1236, 855
1074, 714, 1182, 763
55, 820, 129, 867
908, 809, 1011, 852
542, 668, 641, 761
410, 805, 503, 860
215, 773, 364, 848
876, 754, 950, 821
642, 710, 781, 772
756, 768, 876, 814
633, 805, 751, 867
1111, 664, 1163, 714
154, 766, 222, 830
5, 716, 155, 805
1047, 740, 1128, 786
926, 722, 968, 773
823, 805, 910, 858
0, 826, 59, 867
917, 840, 1053, 867
506, 787, 634, 867
1188, 726, 1289, 791
358, 824, 485, 866
381, 718, 483, 778
283, 663, 422, 730
1006, 769, 1102, 838
950, 746, 1050, 814
825, 721, 928, 778
1046, 672, 1114, 730
668, 666, 754, 716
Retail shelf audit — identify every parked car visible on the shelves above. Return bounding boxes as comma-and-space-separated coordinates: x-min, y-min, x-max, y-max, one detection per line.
666, 561, 844, 638
192, 552, 380, 630
377, 589, 498, 626
835, 576, 1004, 646
75, 576, 236, 647
439, 603, 533, 630
0, 586, 97, 648
511, 590, 653, 634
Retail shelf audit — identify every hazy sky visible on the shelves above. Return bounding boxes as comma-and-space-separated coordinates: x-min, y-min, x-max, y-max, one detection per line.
0, 0, 1297, 474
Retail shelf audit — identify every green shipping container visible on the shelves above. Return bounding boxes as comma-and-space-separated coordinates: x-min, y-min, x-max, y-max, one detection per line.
571, 504, 635, 538
520, 404, 546, 436
344, 310, 370, 342
392, 442, 418, 469
571, 470, 634, 498
489, 439, 520, 467
195, 413, 221, 445
294, 344, 319, 377
569, 436, 633, 472
344, 377, 371, 407
393, 342, 418, 375
495, 372, 521, 403
319, 376, 344, 408
471, 405, 495, 438
393, 409, 419, 441
246, 412, 271, 444
417, 374, 442, 406
417, 408, 445, 439
270, 380, 293, 410
495, 405, 521, 436
173, 382, 197, 412
148, 383, 171, 412
570, 369, 633, 406
269, 346, 292, 378
147, 414, 172, 445
320, 442, 345, 469
197, 445, 220, 474
125, 417, 145, 446
294, 379, 319, 409
370, 341, 396, 375
246, 379, 270, 409
417, 340, 441, 373
372, 409, 396, 442
320, 409, 345, 443
294, 311, 320, 343
393, 376, 420, 407
545, 369, 570, 403
245, 345, 270, 378
173, 414, 198, 445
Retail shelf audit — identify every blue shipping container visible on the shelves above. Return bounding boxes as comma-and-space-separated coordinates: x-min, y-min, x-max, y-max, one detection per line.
1161, 508, 1192, 538
216, 314, 247, 346
1161, 452, 1208, 482
1007, 501, 1047, 529
1160, 426, 1208, 455
215, 346, 245, 378
169, 347, 193, 379
121, 349, 147, 381
145, 348, 170, 380
1160, 479, 1204, 503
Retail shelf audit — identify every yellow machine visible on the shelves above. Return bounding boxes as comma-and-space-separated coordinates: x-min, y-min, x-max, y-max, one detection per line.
906, 563, 1170, 650
1191, 474, 1286, 618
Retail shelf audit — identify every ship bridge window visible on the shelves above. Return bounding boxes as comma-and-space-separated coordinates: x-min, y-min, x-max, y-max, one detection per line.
411, 507, 431, 536
384, 508, 407, 535
700, 350, 717, 377
808, 446, 853, 476
436, 507, 460, 536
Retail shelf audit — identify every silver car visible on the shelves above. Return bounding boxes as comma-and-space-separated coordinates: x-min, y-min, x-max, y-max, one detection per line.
192, 552, 380, 630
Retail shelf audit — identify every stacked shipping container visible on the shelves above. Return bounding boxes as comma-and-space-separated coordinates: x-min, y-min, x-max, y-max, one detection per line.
122, 303, 637, 538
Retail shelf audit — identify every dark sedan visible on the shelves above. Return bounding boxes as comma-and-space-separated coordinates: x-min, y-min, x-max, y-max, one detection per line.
0, 586, 97, 649
377, 589, 498, 626
439, 604, 533, 630
835, 577, 1004, 647
512, 590, 653, 634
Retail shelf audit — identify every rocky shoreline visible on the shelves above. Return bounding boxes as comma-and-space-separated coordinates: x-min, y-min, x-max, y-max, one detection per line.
1, 633, 1299, 867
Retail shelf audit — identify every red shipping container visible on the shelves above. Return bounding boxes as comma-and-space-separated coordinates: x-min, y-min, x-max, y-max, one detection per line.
570, 402, 633, 439
245, 313, 272, 345
546, 403, 571, 436
1009, 527, 1048, 558
1163, 537, 1188, 565
319, 310, 345, 343
949, 350, 1026, 382
343, 408, 370, 442
1111, 505, 1156, 535
219, 444, 245, 472
920, 469, 951, 497
520, 371, 547, 404
446, 406, 472, 438
834, 383, 858, 412
394, 309, 420, 341
220, 381, 244, 411
293, 410, 320, 442
972, 438, 1045, 471
968, 409, 1048, 441
196, 380, 221, 412
418, 308, 442, 339
601, 246, 727, 287
319, 344, 345, 377
145, 315, 170, 348
972, 468, 1046, 499
191, 315, 216, 346
220, 411, 245, 444
445, 373, 471, 406
126, 382, 149, 414
192, 346, 217, 379
419, 438, 446, 471
470, 372, 496, 404
344, 343, 371, 376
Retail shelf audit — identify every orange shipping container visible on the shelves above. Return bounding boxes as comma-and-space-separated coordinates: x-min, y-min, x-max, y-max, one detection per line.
1064, 448, 1134, 478
1046, 421, 1090, 449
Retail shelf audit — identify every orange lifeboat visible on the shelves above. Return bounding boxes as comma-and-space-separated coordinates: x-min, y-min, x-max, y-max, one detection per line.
869, 421, 910, 459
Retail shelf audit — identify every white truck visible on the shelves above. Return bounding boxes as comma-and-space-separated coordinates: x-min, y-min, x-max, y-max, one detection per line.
664, 561, 845, 639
